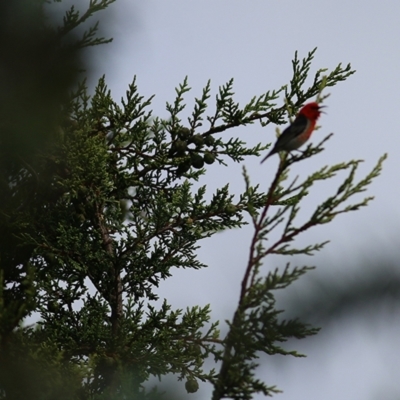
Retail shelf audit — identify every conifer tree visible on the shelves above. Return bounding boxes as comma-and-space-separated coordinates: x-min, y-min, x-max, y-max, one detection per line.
0, 1, 386, 399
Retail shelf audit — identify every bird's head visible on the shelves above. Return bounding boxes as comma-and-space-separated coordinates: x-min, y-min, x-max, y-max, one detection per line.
300, 102, 325, 120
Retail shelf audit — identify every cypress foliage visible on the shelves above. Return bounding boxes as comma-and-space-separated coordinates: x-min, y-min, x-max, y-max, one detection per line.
0, 2, 386, 399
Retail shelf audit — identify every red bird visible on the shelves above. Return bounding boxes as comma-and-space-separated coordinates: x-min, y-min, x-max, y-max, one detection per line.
261, 102, 324, 163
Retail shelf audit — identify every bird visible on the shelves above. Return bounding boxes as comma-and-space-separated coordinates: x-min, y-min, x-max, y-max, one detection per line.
261, 102, 324, 163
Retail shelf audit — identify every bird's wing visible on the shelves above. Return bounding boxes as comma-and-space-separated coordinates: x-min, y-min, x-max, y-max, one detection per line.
282, 114, 309, 139
261, 114, 310, 162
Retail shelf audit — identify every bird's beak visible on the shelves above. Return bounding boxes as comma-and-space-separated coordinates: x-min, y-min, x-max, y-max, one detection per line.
318, 105, 327, 114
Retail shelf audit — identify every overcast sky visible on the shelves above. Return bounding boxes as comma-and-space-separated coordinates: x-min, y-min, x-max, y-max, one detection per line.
84, 1, 400, 399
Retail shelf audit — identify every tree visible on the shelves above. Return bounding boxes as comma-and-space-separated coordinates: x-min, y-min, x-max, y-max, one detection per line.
0, 1, 386, 399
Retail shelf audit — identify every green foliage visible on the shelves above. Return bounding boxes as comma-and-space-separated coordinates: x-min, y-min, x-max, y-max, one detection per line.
210, 149, 385, 399
0, 0, 113, 162
0, 1, 386, 399
59, 0, 116, 49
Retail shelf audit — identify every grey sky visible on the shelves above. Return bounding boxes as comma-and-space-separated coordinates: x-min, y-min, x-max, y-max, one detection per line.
86, 1, 400, 398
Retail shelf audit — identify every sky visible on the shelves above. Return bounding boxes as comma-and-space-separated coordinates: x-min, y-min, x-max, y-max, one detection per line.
82, 1, 400, 399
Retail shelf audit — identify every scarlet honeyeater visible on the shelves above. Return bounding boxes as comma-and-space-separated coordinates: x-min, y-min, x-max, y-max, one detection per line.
261, 102, 324, 163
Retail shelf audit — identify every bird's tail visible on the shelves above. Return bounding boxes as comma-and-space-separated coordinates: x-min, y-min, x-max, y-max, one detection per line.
260, 149, 275, 164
